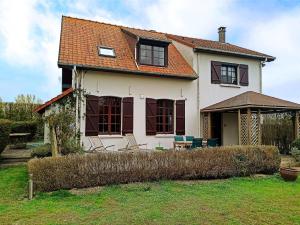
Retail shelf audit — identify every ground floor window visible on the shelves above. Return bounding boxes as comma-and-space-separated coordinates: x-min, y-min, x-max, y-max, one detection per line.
98, 96, 121, 135
156, 99, 174, 134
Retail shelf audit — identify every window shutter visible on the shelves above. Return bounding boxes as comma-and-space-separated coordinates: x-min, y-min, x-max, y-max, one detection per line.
122, 97, 134, 135
85, 95, 99, 136
176, 100, 185, 135
146, 98, 157, 135
211, 61, 222, 84
239, 64, 249, 86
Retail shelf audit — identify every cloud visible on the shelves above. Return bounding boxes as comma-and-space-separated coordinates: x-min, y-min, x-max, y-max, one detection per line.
0, 0, 299, 103
0, 0, 61, 99
141, 0, 300, 102
145, 0, 237, 38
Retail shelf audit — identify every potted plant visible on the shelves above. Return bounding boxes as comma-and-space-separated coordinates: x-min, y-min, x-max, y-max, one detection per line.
280, 164, 298, 181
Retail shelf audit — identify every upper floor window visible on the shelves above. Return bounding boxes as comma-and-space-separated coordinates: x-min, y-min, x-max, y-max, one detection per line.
139, 44, 166, 66
211, 61, 249, 86
221, 65, 237, 85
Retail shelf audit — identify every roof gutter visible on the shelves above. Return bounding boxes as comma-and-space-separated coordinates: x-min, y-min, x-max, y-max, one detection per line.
58, 62, 198, 80
194, 47, 276, 62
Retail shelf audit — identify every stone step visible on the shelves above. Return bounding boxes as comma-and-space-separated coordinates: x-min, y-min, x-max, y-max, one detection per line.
0, 161, 27, 168
0, 157, 30, 164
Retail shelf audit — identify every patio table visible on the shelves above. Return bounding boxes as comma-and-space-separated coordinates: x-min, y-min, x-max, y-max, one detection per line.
173, 141, 192, 150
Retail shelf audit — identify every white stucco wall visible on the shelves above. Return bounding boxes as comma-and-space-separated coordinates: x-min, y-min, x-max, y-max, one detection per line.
197, 52, 262, 109
80, 71, 199, 150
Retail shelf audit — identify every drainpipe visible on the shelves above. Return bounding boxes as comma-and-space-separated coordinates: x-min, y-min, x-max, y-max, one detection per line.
260, 58, 268, 93
196, 53, 200, 137
73, 66, 79, 142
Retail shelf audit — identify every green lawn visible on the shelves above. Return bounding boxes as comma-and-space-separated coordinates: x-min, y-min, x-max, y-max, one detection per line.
0, 166, 299, 225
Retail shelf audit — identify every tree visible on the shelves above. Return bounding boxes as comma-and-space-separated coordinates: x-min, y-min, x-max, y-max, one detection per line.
15, 94, 42, 104
44, 89, 83, 156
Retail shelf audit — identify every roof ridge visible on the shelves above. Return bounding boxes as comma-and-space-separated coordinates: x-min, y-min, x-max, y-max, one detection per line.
62, 15, 167, 36
62, 15, 211, 42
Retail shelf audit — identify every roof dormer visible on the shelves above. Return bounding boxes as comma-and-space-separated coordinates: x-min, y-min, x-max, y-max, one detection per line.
121, 27, 171, 67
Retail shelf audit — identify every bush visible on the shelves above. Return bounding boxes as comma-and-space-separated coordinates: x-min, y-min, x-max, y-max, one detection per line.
61, 140, 84, 155
0, 119, 12, 153
11, 120, 38, 141
31, 144, 52, 158
291, 138, 300, 150
28, 145, 280, 192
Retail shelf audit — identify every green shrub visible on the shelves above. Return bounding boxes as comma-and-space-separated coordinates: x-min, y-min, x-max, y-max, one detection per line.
61, 140, 84, 155
0, 119, 12, 153
11, 120, 38, 141
31, 144, 51, 158
291, 138, 300, 150
28, 145, 280, 192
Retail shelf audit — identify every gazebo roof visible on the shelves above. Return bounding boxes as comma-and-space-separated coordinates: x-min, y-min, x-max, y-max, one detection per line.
201, 91, 300, 112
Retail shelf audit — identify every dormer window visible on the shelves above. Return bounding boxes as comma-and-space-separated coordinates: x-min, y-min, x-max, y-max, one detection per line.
138, 40, 168, 67
98, 46, 116, 57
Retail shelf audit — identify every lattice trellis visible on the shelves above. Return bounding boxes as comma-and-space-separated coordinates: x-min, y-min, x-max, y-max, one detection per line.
250, 113, 260, 145
240, 114, 248, 145
203, 114, 208, 140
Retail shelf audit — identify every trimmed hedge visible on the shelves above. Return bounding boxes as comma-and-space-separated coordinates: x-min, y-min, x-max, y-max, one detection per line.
0, 119, 12, 153
28, 145, 280, 192
11, 120, 38, 141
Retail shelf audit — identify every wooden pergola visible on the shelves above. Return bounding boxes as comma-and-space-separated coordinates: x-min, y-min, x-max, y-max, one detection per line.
201, 91, 300, 145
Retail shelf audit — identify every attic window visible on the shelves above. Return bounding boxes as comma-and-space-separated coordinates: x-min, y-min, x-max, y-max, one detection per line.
98, 46, 115, 57
137, 39, 168, 67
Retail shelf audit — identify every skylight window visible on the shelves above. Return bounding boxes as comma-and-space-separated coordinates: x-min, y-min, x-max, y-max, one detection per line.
98, 46, 115, 57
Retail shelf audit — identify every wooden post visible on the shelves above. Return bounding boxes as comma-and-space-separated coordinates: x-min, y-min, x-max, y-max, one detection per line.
247, 108, 251, 145
208, 112, 212, 139
51, 127, 58, 157
258, 109, 262, 145
28, 174, 33, 200
238, 109, 241, 145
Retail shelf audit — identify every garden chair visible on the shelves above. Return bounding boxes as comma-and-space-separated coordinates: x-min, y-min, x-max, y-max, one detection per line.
88, 136, 115, 152
207, 138, 219, 148
123, 133, 148, 151
173, 135, 184, 150
191, 138, 203, 149
185, 136, 194, 142
185, 136, 194, 150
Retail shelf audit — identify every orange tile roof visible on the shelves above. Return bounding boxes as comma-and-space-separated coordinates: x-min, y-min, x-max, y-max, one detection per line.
34, 88, 74, 113
58, 16, 197, 79
201, 91, 300, 112
167, 34, 275, 62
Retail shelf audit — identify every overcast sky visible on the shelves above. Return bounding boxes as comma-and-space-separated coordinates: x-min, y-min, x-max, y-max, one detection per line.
0, 0, 299, 103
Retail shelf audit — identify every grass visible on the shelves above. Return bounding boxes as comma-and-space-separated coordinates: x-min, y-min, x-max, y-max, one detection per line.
0, 166, 299, 225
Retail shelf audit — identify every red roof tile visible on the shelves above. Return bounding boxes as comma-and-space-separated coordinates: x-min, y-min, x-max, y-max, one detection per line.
34, 88, 74, 113
58, 16, 197, 79
167, 34, 275, 62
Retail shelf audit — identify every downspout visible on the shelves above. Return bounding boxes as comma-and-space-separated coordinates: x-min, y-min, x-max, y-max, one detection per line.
196, 53, 200, 137
73, 66, 79, 142
260, 57, 268, 93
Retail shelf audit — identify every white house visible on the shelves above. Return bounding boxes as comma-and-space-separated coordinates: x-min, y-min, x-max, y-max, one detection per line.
35, 16, 300, 150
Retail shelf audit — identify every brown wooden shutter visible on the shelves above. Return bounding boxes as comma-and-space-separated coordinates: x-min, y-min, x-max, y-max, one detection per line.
146, 98, 157, 135
176, 100, 185, 135
211, 61, 222, 84
239, 64, 249, 86
85, 95, 99, 136
122, 97, 134, 135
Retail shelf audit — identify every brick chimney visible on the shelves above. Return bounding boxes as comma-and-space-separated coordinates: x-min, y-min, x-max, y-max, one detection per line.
218, 27, 226, 43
